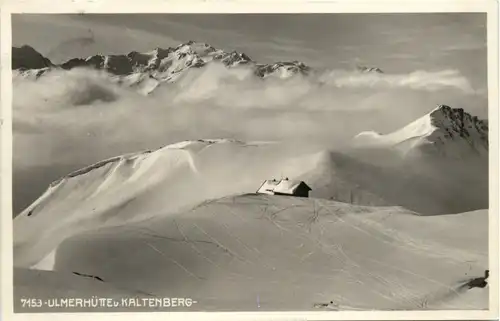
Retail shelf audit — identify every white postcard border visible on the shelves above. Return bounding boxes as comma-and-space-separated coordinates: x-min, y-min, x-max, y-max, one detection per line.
1, 1, 498, 320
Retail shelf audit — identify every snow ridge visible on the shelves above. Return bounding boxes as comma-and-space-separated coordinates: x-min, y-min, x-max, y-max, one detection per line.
47, 139, 246, 189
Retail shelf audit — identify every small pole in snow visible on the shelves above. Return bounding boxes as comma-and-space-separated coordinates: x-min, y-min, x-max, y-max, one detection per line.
257, 294, 260, 308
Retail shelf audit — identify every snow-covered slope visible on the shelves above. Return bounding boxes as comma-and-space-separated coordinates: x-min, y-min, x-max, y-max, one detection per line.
353, 104, 489, 159
13, 137, 489, 311
14, 136, 487, 253
14, 193, 488, 311
304, 149, 487, 215
14, 139, 320, 266
12, 41, 311, 94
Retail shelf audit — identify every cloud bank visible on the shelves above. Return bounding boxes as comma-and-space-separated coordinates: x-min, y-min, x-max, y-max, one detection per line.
318, 69, 475, 93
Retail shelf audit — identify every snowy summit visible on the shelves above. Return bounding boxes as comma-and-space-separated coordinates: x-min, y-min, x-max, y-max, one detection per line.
353, 104, 488, 158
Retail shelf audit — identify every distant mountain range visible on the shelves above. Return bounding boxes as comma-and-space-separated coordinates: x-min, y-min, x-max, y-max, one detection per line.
13, 41, 313, 93
12, 41, 385, 95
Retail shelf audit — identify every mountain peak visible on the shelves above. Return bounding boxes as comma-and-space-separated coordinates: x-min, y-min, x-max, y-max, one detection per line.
353, 104, 488, 159
356, 65, 384, 73
428, 104, 488, 141
12, 45, 54, 70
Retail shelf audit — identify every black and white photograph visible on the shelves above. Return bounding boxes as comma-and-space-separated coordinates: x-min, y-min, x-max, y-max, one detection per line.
2, 3, 498, 316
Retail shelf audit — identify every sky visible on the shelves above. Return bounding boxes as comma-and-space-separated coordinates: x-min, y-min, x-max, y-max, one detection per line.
12, 13, 487, 91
